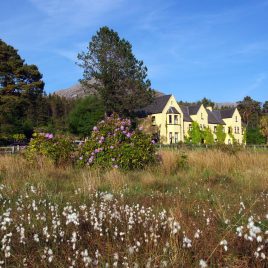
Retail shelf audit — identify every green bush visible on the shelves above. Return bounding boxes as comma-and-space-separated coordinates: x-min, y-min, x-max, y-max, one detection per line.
78, 114, 157, 170
26, 133, 74, 166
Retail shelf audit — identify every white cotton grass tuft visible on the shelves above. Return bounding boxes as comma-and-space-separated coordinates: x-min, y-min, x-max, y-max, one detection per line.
199, 259, 208, 268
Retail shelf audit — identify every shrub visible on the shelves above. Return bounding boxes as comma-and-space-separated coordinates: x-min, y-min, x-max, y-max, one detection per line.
26, 133, 74, 166
78, 114, 156, 170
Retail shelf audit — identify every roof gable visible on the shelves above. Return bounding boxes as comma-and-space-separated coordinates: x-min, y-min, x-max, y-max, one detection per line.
207, 109, 225, 124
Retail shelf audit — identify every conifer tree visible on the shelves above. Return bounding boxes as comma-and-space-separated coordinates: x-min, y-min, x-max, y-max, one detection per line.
77, 26, 154, 115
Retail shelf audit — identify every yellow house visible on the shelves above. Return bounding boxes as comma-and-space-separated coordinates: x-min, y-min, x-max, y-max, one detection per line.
138, 95, 184, 144
138, 94, 245, 145
208, 107, 244, 144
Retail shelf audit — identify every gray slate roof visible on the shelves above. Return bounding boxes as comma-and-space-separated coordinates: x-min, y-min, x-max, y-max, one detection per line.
207, 109, 225, 125
188, 104, 202, 115
180, 106, 193, 122
219, 108, 236, 119
138, 95, 172, 115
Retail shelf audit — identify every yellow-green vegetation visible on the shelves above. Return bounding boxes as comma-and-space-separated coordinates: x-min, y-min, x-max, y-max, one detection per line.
0, 149, 267, 267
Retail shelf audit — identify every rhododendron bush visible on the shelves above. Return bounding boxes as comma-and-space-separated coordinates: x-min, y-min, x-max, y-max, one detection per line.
26, 133, 74, 166
78, 114, 156, 170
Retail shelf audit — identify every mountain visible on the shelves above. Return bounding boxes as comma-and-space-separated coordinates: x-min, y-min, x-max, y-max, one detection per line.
54, 82, 164, 99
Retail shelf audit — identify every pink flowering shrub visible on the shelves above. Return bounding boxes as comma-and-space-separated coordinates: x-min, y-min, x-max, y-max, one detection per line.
26, 133, 74, 166
78, 114, 157, 170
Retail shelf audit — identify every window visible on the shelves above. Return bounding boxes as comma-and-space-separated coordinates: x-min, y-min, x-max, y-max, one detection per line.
201, 113, 204, 120
175, 132, 178, 143
169, 115, 172, 124
228, 127, 231, 134
237, 127, 239, 134
189, 124, 192, 131
174, 115, 178, 124
235, 116, 238, 122
169, 132, 173, 144
152, 116, 156, 125
214, 126, 217, 133
200, 124, 202, 129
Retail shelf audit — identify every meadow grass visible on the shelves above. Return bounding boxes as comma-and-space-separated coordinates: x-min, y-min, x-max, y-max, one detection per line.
0, 149, 267, 267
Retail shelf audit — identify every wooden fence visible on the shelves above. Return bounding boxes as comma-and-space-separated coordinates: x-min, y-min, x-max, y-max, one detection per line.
0, 145, 24, 155
155, 143, 268, 151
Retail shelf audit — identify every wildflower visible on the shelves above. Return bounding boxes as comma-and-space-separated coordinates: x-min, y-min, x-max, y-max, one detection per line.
220, 239, 228, 251
45, 133, 53, 139
199, 259, 208, 268
93, 126, 98, 131
102, 193, 113, 202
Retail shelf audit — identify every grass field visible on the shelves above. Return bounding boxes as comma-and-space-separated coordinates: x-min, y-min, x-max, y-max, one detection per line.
0, 149, 267, 267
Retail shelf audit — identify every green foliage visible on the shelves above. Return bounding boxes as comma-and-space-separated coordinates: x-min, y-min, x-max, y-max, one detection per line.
242, 128, 247, 144
246, 128, 266, 144
69, 96, 104, 137
46, 94, 76, 133
186, 122, 202, 144
228, 127, 236, 144
197, 97, 215, 108
215, 125, 226, 144
0, 39, 45, 137
262, 101, 268, 114
237, 96, 261, 128
259, 115, 268, 144
203, 127, 214, 144
77, 26, 154, 115
78, 114, 156, 170
26, 133, 74, 166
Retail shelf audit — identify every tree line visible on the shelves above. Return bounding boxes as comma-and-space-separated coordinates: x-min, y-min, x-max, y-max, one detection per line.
1, 27, 268, 145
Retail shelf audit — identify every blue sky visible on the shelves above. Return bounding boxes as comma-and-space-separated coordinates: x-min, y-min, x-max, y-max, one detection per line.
1, 0, 268, 102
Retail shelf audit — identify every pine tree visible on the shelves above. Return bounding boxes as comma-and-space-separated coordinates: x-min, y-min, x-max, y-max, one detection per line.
0, 39, 45, 136
77, 26, 154, 115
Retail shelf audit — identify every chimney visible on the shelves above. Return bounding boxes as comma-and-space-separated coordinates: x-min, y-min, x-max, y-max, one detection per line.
207, 106, 213, 111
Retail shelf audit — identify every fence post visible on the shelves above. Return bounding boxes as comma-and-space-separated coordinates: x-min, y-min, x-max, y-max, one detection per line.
11, 146, 15, 154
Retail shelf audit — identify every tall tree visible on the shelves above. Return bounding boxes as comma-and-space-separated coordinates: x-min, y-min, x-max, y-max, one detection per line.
237, 96, 261, 128
260, 115, 268, 144
77, 26, 154, 115
0, 39, 45, 135
197, 97, 215, 108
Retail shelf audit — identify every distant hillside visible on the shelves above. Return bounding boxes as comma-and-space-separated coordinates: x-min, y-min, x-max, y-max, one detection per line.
215, 102, 238, 108
54, 85, 238, 108
55, 82, 97, 99
54, 82, 164, 99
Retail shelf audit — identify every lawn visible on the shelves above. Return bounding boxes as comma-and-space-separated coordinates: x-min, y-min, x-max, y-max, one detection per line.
0, 149, 267, 267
